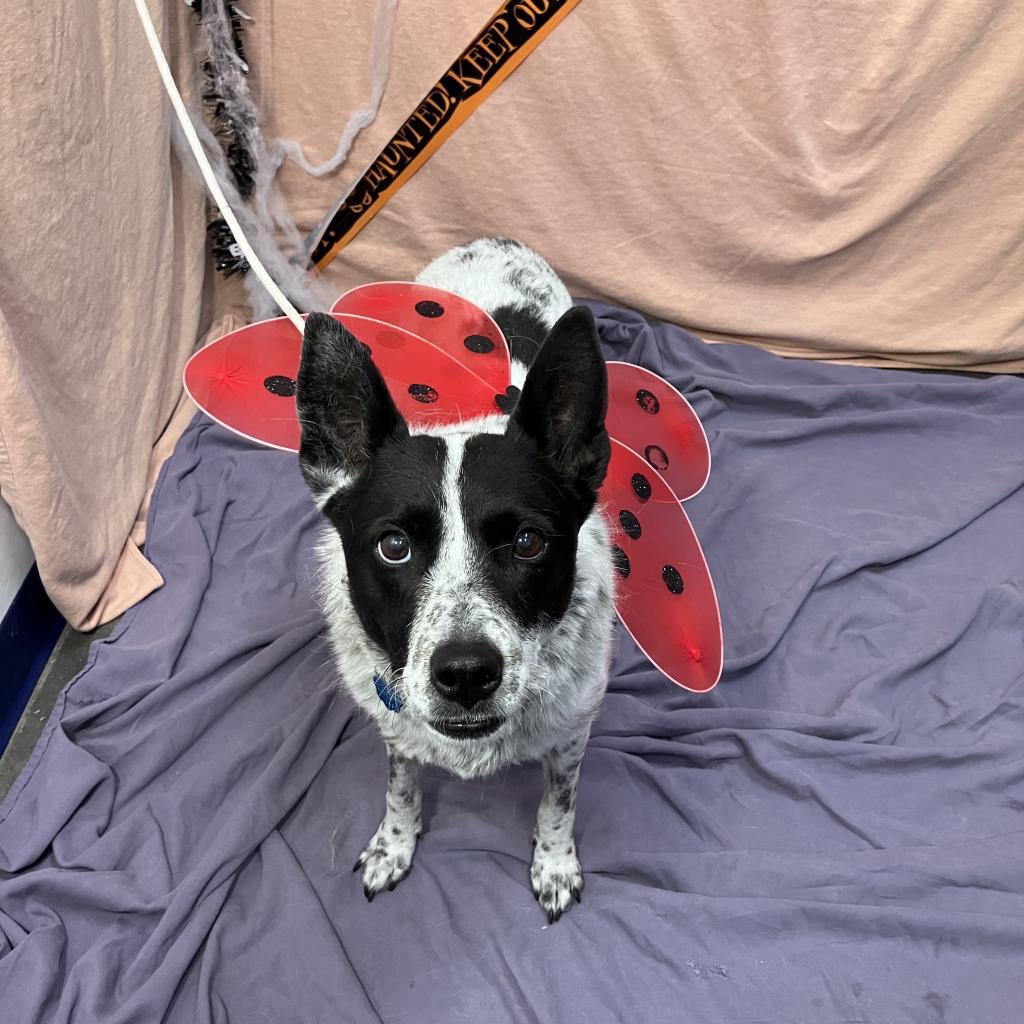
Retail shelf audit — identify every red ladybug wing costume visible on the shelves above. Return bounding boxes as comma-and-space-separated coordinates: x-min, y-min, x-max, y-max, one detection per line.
184, 284, 723, 691
603, 438, 722, 691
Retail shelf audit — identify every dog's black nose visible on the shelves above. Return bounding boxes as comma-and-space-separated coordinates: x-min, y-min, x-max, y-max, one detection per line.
429, 641, 503, 710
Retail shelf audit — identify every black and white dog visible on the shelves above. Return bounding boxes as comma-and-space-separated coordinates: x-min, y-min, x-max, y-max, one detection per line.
297, 239, 615, 922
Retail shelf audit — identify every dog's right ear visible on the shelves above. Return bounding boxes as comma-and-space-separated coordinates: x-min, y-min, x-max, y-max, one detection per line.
297, 312, 405, 499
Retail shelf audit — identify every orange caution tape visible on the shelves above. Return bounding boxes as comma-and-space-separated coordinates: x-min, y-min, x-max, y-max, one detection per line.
306, 0, 583, 271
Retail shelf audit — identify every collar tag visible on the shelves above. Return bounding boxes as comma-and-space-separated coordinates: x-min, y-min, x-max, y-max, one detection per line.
373, 673, 404, 713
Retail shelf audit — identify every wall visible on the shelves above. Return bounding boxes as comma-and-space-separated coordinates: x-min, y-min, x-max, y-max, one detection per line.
0, 496, 33, 618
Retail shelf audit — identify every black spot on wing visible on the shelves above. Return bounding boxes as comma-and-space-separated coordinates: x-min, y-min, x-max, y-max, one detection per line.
662, 565, 684, 594
645, 444, 669, 470
636, 389, 660, 414
618, 510, 641, 539
631, 473, 652, 501
263, 375, 296, 397
464, 334, 495, 354
408, 384, 439, 404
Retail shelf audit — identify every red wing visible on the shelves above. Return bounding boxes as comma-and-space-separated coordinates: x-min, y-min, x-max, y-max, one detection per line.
601, 438, 723, 692
183, 315, 304, 452
605, 362, 710, 502
332, 282, 511, 400
183, 310, 511, 452
334, 314, 508, 429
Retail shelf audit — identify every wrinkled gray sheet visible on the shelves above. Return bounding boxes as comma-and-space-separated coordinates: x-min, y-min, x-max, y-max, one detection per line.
2, 303, 1023, 1024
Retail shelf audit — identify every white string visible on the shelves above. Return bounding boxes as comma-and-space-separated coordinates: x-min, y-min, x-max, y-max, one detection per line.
275, 0, 398, 177
132, 0, 304, 333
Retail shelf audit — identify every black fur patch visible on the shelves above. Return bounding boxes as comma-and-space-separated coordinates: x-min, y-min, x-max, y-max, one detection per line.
553, 783, 574, 814
489, 303, 547, 368
460, 431, 591, 628
323, 434, 446, 671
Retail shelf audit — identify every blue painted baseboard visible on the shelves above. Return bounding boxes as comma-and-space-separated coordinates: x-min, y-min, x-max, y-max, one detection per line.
0, 566, 65, 753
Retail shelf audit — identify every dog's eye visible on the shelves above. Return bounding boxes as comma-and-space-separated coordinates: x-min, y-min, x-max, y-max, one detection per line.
512, 528, 547, 562
376, 532, 411, 565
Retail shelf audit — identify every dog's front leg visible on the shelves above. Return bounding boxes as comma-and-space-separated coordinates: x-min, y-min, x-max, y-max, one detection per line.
531, 730, 588, 922
355, 747, 421, 901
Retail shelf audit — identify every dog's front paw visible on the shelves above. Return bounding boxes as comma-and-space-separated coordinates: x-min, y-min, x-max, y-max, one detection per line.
530, 840, 583, 923
354, 822, 418, 901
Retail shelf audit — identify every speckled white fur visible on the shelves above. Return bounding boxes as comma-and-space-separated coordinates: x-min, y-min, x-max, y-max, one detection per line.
416, 238, 573, 326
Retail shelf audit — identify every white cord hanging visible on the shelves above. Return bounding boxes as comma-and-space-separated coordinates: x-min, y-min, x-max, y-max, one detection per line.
132, 0, 305, 333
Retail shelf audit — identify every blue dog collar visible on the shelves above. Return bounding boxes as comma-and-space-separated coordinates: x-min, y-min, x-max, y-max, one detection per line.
373, 673, 404, 713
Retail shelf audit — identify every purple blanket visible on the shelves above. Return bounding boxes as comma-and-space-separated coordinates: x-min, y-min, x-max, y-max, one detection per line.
3, 304, 1023, 1023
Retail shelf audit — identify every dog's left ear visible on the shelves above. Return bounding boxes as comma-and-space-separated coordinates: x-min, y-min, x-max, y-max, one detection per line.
513, 306, 610, 497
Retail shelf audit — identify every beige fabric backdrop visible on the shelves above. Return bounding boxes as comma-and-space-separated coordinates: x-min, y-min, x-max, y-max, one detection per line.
249, 0, 1023, 371
0, 0, 207, 628
0, 1, 1021, 626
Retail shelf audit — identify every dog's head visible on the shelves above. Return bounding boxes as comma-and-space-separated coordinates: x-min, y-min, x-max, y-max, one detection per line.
297, 308, 610, 741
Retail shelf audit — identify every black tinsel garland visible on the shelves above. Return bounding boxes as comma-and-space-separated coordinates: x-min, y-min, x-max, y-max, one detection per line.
186, 0, 253, 275
207, 218, 248, 277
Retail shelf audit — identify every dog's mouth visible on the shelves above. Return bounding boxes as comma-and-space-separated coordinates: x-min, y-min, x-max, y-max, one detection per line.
427, 716, 504, 740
